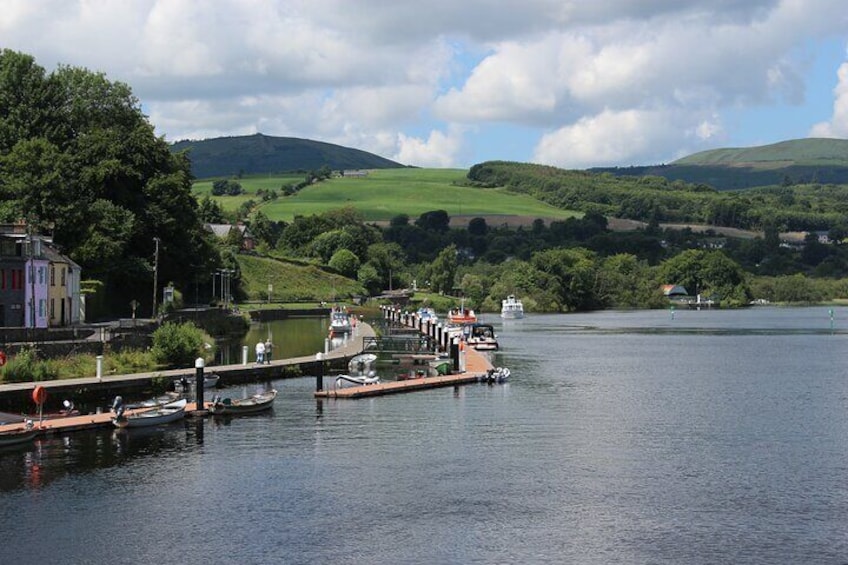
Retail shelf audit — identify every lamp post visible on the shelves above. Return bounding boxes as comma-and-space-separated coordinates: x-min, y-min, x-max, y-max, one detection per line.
152, 237, 160, 318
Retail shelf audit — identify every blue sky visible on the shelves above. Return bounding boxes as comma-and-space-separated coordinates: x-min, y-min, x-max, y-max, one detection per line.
2, 1, 848, 169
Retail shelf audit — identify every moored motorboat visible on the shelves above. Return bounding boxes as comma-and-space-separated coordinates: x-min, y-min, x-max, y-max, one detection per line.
464, 323, 499, 351
112, 398, 187, 429
501, 295, 524, 319
448, 299, 477, 325
210, 389, 277, 415
329, 310, 353, 336
417, 307, 438, 324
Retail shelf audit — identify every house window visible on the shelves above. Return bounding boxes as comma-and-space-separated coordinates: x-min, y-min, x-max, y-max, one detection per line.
39, 266, 45, 285
39, 299, 45, 318
61, 267, 66, 286
50, 265, 55, 286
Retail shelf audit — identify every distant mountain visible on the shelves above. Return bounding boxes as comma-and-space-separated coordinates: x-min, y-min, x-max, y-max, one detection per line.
591, 138, 848, 190
170, 133, 405, 179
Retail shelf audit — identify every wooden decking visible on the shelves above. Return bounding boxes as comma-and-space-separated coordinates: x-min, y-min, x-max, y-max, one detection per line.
315, 345, 494, 399
0, 401, 211, 435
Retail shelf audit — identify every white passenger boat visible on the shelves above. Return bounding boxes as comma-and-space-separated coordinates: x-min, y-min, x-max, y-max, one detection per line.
501, 295, 525, 319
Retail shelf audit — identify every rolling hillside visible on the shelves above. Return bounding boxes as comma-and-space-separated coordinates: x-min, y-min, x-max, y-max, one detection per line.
592, 138, 848, 190
171, 133, 405, 179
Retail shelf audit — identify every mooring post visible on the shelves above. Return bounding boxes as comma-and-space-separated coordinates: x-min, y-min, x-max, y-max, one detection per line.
195, 357, 205, 411
316, 352, 324, 392
450, 337, 460, 372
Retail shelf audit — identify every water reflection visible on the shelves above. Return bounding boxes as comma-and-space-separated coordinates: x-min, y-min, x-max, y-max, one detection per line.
214, 317, 329, 365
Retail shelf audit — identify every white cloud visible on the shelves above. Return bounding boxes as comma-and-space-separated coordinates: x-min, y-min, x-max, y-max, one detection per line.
1, 0, 848, 168
394, 128, 466, 168
810, 61, 848, 138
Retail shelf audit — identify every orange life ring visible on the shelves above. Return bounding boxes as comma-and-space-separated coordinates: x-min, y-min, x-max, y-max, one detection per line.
0, 351, 6, 366
32, 385, 47, 405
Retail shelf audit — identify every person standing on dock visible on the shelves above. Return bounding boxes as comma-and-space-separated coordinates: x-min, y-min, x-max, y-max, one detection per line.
264, 338, 273, 364
255, 340, 265, 364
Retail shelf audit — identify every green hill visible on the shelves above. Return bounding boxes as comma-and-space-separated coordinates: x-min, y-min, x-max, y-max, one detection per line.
592, 138, 848, 190
672, 138, 848, 167
171, 133, 405, 179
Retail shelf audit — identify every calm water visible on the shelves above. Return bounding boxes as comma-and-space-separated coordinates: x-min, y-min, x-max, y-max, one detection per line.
4, 307, 848, 564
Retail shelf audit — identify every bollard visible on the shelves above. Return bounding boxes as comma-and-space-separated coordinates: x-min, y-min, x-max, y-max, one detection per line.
450, 338, 460, 372
315, 352, 324, 392
324, 338, 329, 355
242, 345, 248, 365
96, 355, 103, 381
195, 357, 205, 411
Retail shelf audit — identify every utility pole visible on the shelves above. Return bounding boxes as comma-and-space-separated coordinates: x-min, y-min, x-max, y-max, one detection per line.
152, 237, 160, 318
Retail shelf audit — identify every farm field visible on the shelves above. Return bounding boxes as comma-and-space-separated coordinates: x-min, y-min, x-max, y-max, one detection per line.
196, 168, 580, 223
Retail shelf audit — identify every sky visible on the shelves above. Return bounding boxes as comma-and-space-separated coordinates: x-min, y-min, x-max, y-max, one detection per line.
2, 0, 848, 169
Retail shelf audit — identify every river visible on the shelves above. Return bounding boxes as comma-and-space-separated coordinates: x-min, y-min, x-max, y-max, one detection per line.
3, 306, 848, 564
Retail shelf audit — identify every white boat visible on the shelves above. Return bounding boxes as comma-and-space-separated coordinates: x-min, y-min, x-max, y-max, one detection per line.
464, 323, 499, 351
335, 374, 381, 388
334, 353, 381, 388
480, 367, 511, 384
329, 311, 352, 336
113, 399, 187, 429
416, 307, 438, 323
501, 295, 524, 319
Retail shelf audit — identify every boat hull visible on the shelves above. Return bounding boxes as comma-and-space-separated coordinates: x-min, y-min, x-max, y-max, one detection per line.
210, 390, 277, 415
113, 399, 187, 428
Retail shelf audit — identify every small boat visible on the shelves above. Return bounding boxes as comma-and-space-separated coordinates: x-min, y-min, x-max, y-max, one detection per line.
480, 367, 511, 384
329, 310, 352, 336
335, 374, 381, 388
416, 307, 438, 324
210, 389, 277, 415
0, 421, 37, 447
334, 353, 381, 388
501, 295, 525, 319
125, 392, 181, 410
113, 399, 187, 429
174, 374, 219, 392
464, 323, 499, 351
24, 400, 80, 421
448, 300, 477, 325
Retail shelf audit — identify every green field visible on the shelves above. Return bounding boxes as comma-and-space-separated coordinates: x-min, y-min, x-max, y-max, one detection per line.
197, 168, 579, 222
194, 174, 305, 213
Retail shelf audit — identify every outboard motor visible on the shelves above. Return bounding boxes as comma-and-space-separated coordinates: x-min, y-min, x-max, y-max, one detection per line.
112, 395, 125, 420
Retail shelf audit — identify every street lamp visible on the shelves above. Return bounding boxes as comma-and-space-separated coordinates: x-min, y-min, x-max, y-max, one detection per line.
152, 237, 160, 318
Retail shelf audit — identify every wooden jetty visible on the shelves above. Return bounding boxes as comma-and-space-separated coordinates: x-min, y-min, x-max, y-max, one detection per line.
315, 341, 494, 399
0, 400, 212, 435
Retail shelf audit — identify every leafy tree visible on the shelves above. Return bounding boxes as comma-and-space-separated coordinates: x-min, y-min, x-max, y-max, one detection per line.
0, 50, 219, 318
429, 244, 458, 294
415, 209, 450, 232
329, 248, 360, 278
357, 263, 382, 295
468, 217, 488, 236
198, 195, 226, 223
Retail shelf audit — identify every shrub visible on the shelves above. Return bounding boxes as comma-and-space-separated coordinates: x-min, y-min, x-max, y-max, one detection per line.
151, 321, 211, 369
